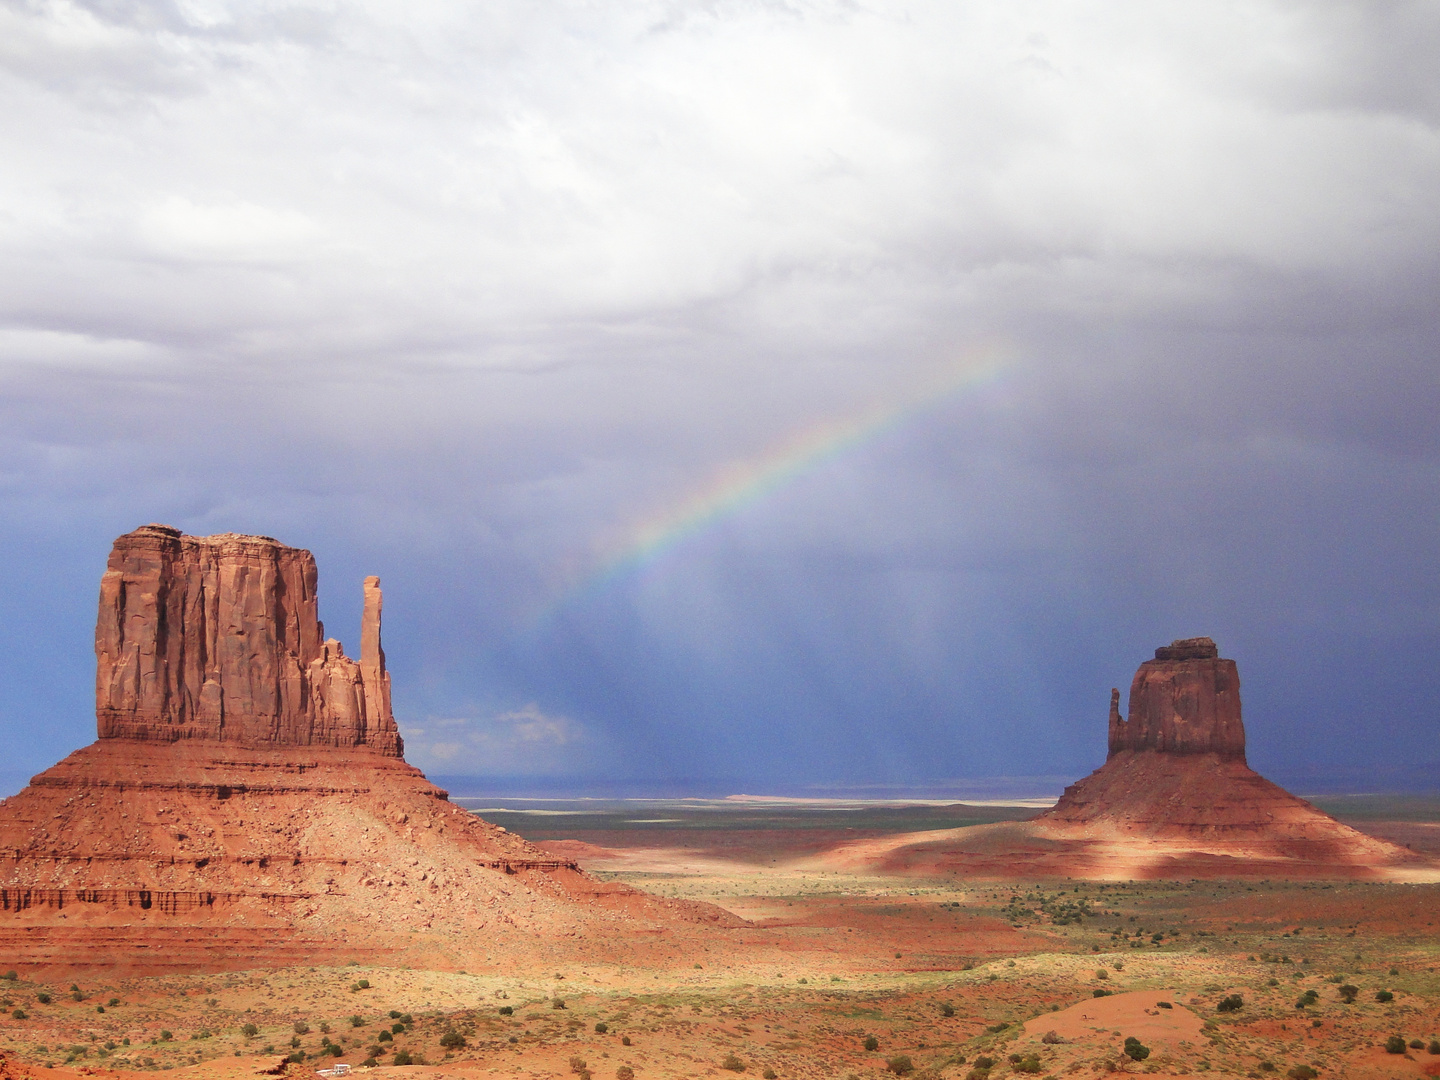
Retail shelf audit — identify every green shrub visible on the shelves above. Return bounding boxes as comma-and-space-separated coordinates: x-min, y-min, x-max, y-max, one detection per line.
621, 1036, 632, 1046
941, 1002, 955, 1017
11, 1009, 25, 1020
1427, 1040, 1440, 1055
864, 1037, 879, 1052
1385, 1036, 1407, 1055
570, 1057, 588, 1074
389, 1011, 402, 1019
553, 998, 567, 1010
160, 1030, 173, 1041
616, 1069, 635, 1080
1286, 1068, 1317, 1080
1409, 1041, 1424, 1050
595, 1022, 608, 1034
293, 1022, 310, 1035
1123, 1037, 1150, 1062
973, 1057, 996, 1070
287, 1051, 306, 1064
762, 1071, 777, 1080
1014, 1054, 1042, 1073
1217, 995, 1244, 1013
439, 1031, 466, 1049
36, 993, 51, 1004
350, 1015, 364, 1027
377, 1031, 392, 1043
392, 1049, 413, 1066
2, 970, 16, 980
1093, 989, 1110, 998
886, 1056, 914, 1076
391, 1023, 405, 1034
1337, 985, 1358, 1004
721, 1054, 746, 1072
499, 1006, 513, 1016
1375, 991, 1394, 1003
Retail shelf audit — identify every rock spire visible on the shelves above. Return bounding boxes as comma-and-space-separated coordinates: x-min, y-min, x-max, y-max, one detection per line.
94, 524, 401, 754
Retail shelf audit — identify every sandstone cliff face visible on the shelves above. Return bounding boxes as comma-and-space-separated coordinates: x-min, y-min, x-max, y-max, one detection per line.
1107, 636, 1245, 761
95, 524, 400, 754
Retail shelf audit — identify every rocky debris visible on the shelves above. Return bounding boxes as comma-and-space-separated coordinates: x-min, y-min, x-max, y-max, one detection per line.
1108, 636, 1245, 760
95, 524, 400, 754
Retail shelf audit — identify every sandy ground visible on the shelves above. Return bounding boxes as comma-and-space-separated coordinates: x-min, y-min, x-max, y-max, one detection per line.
2, 806, 1438, 1080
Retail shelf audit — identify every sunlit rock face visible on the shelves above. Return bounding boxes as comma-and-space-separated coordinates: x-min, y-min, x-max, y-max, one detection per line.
1106, 637, 1245, 762
0, 525, 734, 975
94, 524, 400, 754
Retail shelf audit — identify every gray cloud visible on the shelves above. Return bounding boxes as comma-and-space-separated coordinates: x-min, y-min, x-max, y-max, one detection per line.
1, 0, 1437, 791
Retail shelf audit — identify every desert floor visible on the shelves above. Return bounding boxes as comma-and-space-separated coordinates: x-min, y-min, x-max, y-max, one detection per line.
1, 796, 1437, 1080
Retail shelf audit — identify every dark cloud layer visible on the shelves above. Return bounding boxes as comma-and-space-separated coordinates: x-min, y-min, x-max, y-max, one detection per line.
1, 0, 1437, 796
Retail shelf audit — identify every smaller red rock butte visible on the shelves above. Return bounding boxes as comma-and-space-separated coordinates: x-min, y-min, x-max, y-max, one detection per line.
95, 524, 401, 754
1106, 636, 1245, 761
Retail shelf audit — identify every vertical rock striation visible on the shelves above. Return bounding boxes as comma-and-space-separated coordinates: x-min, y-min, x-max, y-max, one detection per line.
94, 524, 401, 754
1107, 636, 1245, 761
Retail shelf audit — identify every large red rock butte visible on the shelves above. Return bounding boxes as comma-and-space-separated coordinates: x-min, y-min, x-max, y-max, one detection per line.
1028, 637, 1420, 877
0, 526, 734, 975
806, 637, 1434, 881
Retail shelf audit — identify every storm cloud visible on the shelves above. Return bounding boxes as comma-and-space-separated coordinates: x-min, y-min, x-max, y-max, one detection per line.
1, 0, 1437, 795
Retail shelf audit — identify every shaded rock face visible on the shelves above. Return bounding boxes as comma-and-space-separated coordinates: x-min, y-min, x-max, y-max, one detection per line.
94, 524, 400, 754
1107, 636, 1245, 761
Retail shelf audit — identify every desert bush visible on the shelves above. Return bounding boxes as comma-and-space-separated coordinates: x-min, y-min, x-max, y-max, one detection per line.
499, 1006, 513, 1016
973, 1057, 996, 1070
1286, 1066, 1316, 1080
36, 993, 51, 1004
1042, 1031, 1064, 1044
616, 1069, 635, 1080
864, 1037, 879, 1051
360, 1058, 379, 1068
886, 1056, 914, 1076
1427, 1040, 1440, 1055
1337, 985, 1358, 1004
941, 1002, 955, 1017
377, 1031, 392, 1042
391, 1023, 405, 1034
440, 1031, 466, 1050
1296, 990, 1319, 1009
350, 1015, 365, 1027
595, 1022, 608, 1034
1408, 1041, 1423, 1050
240, 1024, 258, 1038
1259, 1061, 1275, 1071
2, 971, 15, 980
553, 998, 567, 1010
1384, 1036, 1406, 1055
1217, 995, 1244, 1013
389, 1010, 402, 1019
1093, 989, 1111, 998
722, 1053, 746, 1071
1013, 1054, 1042, 1073
621, 1036, 632, 1047
1375, 991, 1394, 1003
11, 1009, 26, 1020
1096, 970, 1109, 980
160, 1031, 173, 1041
965, 1070, 989, 1080
1123, 1038, 1150, 1062
293, 1022, 310, 1035
392, 1049, 413, 1066
762, 1070, 777, 1080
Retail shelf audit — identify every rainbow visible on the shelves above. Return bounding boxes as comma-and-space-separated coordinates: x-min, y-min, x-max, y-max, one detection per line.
544, 345, 1011, 620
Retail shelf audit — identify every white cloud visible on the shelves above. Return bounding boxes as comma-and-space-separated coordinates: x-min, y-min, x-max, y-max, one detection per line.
400, 704, 595, 775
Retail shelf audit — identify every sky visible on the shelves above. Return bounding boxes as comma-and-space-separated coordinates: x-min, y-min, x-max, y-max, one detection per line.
1, 0, 1438, 798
